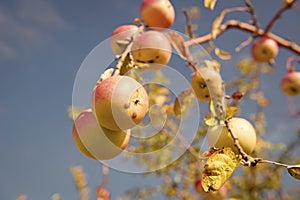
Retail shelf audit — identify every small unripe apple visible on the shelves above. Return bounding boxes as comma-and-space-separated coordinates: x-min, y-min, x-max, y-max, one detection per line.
190, 67, 223, 102
91, 75, 149, 131
207, 117, 257, 154
131, 30, 172, 70
280, 71, 300, 96
251, 37, 279, 63
110, 25, 139, 55
72, 109, 130, 160
140, 0, 175, 29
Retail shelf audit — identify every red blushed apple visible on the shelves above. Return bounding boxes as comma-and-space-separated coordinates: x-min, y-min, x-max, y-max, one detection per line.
280, 71, 300, 96
72, 109, 130, 160
140, 0, 175, 29
207, 117, 257, 154
131, 30, 172, 70
251, 37, 279, 63
110, 24, 139, 55
91, 75, 149, 131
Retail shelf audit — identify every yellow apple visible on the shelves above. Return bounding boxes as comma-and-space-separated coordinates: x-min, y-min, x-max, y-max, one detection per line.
110, 24, 139, 55
207, 117, 257, 154
72, 109, 130, 160
131, 30, 172, 70
140, 0, 175, 29
91, 75, 149, 131
280, 71, 300, 96
251, 37, 279, 63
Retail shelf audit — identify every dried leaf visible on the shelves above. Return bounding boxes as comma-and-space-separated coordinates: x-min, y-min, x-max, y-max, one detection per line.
167, 31, 187, 59
211, 9, 228, 39
202, 148, 241, 192
119, 53, 133, 75
68, 106, 87, 121
173, 88, 195, 116
237, 58, 258, 75
287, 165, 300, 180
204, 115, 219, 126
226, 106, 239, 119
215, 48, 232, 60
204, 0, 218, 10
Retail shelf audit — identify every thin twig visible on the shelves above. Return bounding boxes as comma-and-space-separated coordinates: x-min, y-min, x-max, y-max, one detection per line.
244, 0, 260, 33
185, 20, 300, 55
264, 0, 296, 34
183, 9, 194, 39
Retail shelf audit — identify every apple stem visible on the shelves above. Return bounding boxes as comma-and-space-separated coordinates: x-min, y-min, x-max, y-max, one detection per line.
286, 56, 300, 72
184, 20, 300, 55
264, 0, 296, 35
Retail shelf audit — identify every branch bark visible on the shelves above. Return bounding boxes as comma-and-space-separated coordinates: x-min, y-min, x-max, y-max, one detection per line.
185, 20, 300, 55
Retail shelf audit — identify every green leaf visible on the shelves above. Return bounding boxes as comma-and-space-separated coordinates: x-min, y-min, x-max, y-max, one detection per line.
167, 31, 187, 60
287, 165, 300, 180
204, 0, 218, 10
202, 147, 241, 192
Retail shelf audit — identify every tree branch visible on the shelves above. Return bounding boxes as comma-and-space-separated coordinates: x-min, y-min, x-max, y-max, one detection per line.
185, 20, 300, 55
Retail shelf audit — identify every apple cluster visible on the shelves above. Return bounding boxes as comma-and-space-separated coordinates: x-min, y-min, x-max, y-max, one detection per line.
72, 0, 176, 161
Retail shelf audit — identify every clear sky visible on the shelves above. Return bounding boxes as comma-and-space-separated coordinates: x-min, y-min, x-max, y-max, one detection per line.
0, 0, 300, 199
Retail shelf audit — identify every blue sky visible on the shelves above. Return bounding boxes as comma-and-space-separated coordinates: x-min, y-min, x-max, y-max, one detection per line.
0, 0, 300, 199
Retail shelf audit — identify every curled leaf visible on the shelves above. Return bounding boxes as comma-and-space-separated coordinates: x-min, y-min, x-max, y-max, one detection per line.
211, 9, 228, 39
167, 31, 187, 59
204, 0, 218, 10
287, 165, 300, 180
202, 148, 241, 192
173, 88, 195, 116
119, 53, 133, 75
215, 48, 232, 60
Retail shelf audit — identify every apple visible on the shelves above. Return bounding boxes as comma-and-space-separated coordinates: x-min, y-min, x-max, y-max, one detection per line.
72, 109, 130, 160
91, 75, 149, 131
190, 67, 223, 102
280, 71, 300, 96
140, 0, 175, 29
207, 117, 257, 154
110, 24, 139, 55
131, 30, 172, 70
251, 37, 279, 63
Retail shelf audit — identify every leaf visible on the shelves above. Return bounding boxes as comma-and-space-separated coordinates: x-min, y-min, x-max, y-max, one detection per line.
226, 106, 239, 119
287, 165, 300, 180
237, 58, 258, 75
211, 9, 228, 39
215, 48, 232, 60
119, 53, 134, 75
167, 31, 187, 59
68, 106, 87, 121
173, 88, 195, 116
202, 148, 241, 192
204, 0, 218, 10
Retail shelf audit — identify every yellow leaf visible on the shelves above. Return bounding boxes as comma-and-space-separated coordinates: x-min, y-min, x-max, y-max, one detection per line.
173, 88, 195, 116
202, 148, 241, 192
226, 106, 239, 118
237, 58, 258, 75
287, 165, 300, 180
167, 31, 186, 59
204, 0, 218, 10
215, 48, 232, 60
67, 106, 87, 121
211, 9, 228, 39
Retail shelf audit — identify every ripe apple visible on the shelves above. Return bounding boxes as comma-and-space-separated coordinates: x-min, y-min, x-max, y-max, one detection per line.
91, 75, 149, 131
280, 71, 300, 96
207, 117, 257, 154
131, 30, 172, 70
110, 24, 139, 55
140, 0, 175, 29
190, 67, 223, 102
251, 37, 279, 63
72, 109, 130, 160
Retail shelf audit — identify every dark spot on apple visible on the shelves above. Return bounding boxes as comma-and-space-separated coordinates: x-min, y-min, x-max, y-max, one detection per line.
290, 87, 298, 93
205, 94, 210, 98
134, 99, 140, 105
124, 102, 130, 109
199, 83, 206, 88
131, 112, 137, 119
